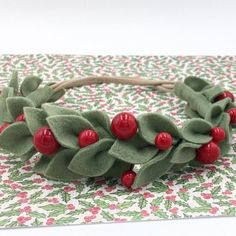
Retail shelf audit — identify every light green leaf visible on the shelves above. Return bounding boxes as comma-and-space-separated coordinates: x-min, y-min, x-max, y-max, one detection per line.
202, 85, 224, 102
68, 139, 115, 177
184, 105, 200, 118
8, 71, 19, 94
205, 103, 224, 126
33, 155, 51, 175
184, 76, 211, 92
42, 103, 80, 116
20, 76, 42, 96
0, 122, 33, 156
0, 88, 14, 122
24, 107, 47, 135
47, 115, 94, 149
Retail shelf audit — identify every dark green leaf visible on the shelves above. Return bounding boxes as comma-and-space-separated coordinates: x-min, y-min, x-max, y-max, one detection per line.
42, 103, 80, 116
20, 76, 42, 96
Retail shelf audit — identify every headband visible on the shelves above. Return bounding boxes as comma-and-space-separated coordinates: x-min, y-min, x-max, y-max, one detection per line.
0, 72, 235, 189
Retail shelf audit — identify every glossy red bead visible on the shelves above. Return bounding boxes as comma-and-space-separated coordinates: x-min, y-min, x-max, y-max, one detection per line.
196, 141, 220, 164
15, 113, 25, 122
0, 123, 10, 134
111, 112, 138, 140
215, 91, 235, 102
227, 108, 236, 125
210, 127, 226, 143
121, 170, 136, 188
155, 132, 173, 150
78, 129, 99, 148
33, 126, 60, 155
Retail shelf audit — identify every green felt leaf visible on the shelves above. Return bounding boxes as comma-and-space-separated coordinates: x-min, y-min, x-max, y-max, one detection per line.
27, 86, 54, 107
20, 76, 42, 96
68, 139, 115, 177
132, 148, 173, 188
45, 149, 81, 181
181, 118, 212, 144
82, 110, 113, 138
24, 107, 48, 135
0, 122, 33, 156
108, 134, 158, 164
214, 98, 231, 111
170, 163, 188, 172
0, 88, 14, 122
138, 113, 180, 145
7, 97, 34, 119
20, 148, 37, 162
104, 160, 133, 178
184, 105, 200, 118
33, 155, 51, 175
184, 76, 211, 92
42, 103, 80, 116
170, 142, 200, 164
205, 103, 224, 126
202, 85, 224, 102
47, 115, 94, 149
218, 113, 232, 155
48, 89, 66, 102
8, 71, 19, 94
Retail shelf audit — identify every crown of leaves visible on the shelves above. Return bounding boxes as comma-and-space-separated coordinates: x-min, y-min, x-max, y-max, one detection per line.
0, 72, 235, 188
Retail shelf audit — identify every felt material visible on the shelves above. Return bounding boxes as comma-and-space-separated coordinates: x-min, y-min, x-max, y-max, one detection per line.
45, 149, 81, 181
82, 110, 113, 138
46, 115, 94, 149
0, 87, 14, 122
181, 118, 212, 144
0, 122, 33, 156
170, 142, 200, 164
214, 98, 231, 111
7, 97, 34, 119
132, 148, 173, 188
68, 139, 115, 177
170, 163, 188, 172
42, 103, 80, 116
24, 107, 48, 135
184, 76, 211, 92
20, 148, 37, 162
104, 160, 133, 178
205, 103, 224, 126
8, 71, 19, 95
32, 155, 51, 175
184, 105, 200, 119
202, 85, 224, 102
137, 112, 180, 145
174, 82, 211, 118
218, 113, 231, 155
20, 76, 42, 96
108, 134, 158, 164
27, 86, 54, 107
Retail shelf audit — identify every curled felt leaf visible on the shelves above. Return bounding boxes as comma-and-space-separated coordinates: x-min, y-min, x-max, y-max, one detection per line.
108, 134, 158, 164
0, 122, 33, 156
138, 113, 180, 145
45, 149, 81, 181
8, 71, 19, 94
218, 113, 232, 155
104, 160, 133, 178
33, 155, 51, 175
184, 76, 211, 92
27, 86, 54, 107
170, 163, 188, 172
20, 76, 42, 96
170, 142, 200, 164
132, 148, 173, 188
184, 105, 200, 119
202, 85, 224, 102
20, 149, 37, 162
205, 103, 224, 126
0, 87, 14, 122
42, 103, 80, 116
7, 97, 34, 120
181, 118, 212, 144
82, 110, 113, 138
68, 139, 115, 177
24, 107, 48, 135
46, 115, 94, 149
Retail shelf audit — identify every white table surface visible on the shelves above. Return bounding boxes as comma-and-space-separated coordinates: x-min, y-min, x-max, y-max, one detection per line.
0, 0, 236, 235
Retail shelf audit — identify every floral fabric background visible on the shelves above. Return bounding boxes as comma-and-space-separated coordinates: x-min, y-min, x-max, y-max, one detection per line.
0, 55, 236, 228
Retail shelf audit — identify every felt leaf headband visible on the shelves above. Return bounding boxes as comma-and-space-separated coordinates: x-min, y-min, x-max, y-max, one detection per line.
0, 72, 235, 189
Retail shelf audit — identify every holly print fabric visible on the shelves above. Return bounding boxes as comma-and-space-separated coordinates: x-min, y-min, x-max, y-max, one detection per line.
0, 55, 236, 228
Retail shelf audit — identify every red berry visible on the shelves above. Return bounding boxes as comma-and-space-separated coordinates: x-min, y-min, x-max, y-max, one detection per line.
227, 108, 236, 125
196, 141, 220, 164
111, 112, 138, 140
210, 127, 225, 143
15, 114, 25, 122
155, 132, 173, 150
33, 126, 60, 155
121, 170, 136, 188
78, 129, 99, 148
215, 91, 234, 102
0, 123, 10, 133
